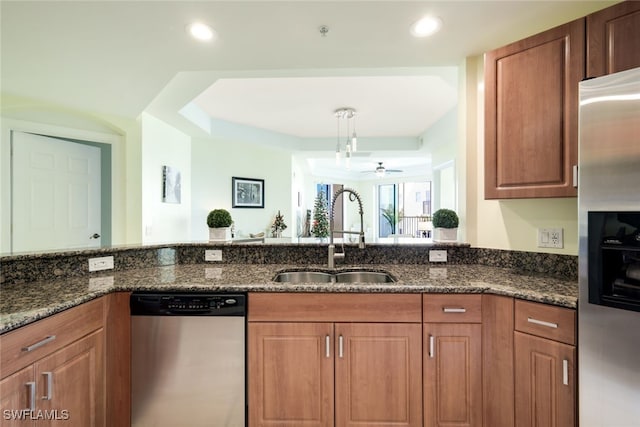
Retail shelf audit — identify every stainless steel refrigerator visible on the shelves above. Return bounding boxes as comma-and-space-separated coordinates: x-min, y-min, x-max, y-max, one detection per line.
578, 66, 640, 427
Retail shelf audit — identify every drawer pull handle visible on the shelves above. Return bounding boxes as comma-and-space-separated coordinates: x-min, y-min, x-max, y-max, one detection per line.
443, 307, 466, 313
325, 335, 330, 358
26, 381, 36, 411
338, 335, 344, 358
429, 335, 435, 358
527, 317, 558, 329
42, 372, 53, 400
563, 359, 569, 386
22, 335, 56, 352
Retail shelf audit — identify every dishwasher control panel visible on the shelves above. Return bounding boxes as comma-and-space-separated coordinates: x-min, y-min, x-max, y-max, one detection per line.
130, 293, 246, 316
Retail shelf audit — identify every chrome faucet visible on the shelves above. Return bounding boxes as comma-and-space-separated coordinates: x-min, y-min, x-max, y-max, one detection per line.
328, 188, 365, 268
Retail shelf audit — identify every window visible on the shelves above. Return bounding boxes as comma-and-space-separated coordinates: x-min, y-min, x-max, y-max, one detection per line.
378, 181, 432, 238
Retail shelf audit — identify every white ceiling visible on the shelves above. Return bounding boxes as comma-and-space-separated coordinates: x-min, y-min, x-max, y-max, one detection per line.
0, 0, 618, 178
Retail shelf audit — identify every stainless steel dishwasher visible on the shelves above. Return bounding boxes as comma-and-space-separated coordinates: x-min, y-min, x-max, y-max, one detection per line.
130, 292, 246, 427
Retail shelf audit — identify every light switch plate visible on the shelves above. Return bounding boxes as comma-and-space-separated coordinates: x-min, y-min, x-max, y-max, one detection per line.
429, 250, 447, 262
538, 228, 564, 248
205, 249, 223, 262
88, 256, 114, 272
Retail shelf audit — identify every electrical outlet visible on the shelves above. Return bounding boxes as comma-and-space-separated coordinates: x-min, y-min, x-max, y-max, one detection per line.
88, 256, 114, 272
205, 249, 223, 262
429, 250, 447, 262
537, 228, 564, 248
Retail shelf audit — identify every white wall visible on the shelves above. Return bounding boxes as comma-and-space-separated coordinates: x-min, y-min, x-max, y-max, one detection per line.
0, 94, 142, 252
141, 113, 191, 244
191, 136, 292, 240
464, 55, 578, 255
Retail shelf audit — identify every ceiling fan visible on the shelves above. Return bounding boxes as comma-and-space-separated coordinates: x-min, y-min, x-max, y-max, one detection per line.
363, 162, 403, 177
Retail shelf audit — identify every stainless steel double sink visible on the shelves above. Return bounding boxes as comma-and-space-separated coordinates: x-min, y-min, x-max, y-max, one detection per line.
273, 270, 395, 284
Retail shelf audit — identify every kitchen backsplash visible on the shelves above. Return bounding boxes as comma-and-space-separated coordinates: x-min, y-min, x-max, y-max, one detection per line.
0, 243, 577, 286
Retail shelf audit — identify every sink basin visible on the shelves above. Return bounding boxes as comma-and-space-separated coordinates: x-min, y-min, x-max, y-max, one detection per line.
273, 270, 395, 283
335, 271, 395, 283
273, 271, 333, 283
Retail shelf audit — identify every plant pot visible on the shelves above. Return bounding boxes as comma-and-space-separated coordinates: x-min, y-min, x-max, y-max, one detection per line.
434, 227, 457, 242
209, 227, 232, 242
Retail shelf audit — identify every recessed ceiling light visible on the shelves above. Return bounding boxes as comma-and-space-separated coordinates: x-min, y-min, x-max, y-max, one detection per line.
411, 16, 442, 38
188, 22, 215, 41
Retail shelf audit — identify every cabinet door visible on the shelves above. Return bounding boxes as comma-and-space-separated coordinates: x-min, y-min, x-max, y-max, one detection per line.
587, 1, 640, 78
514, 332, 576, 427
0, 366, 35, 426
248, 322, 334, 427
484, 19, 584, 199
424, 323, 482, 427
335, 323, 422, 427
35, 329, 104, 427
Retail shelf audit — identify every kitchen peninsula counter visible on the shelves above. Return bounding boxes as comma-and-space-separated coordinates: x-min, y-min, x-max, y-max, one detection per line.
0, 263, 578, 334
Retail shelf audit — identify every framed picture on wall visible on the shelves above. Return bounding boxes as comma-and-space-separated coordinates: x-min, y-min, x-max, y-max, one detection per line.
232, 177, 264, 208
162, 165, 181, 204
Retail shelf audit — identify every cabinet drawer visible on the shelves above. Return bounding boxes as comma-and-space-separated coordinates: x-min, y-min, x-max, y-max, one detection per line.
514, 299, 575, 345
1, 297, 104, 378
248, 293, 422, 322
423, 294, 482, 323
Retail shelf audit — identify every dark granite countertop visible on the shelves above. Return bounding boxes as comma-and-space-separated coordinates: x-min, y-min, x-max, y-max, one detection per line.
0, 263, 578, 334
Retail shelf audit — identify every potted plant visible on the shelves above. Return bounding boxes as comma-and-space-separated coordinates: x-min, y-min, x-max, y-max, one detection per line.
207, 209, 233, 242
432, 208, 459, 242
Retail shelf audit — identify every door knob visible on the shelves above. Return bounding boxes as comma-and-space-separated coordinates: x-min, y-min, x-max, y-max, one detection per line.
90, 233, 101, 239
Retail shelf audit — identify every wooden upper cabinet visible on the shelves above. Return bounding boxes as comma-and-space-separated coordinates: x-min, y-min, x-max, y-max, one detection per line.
587, 0, 640, 78
484, 19, 584, 199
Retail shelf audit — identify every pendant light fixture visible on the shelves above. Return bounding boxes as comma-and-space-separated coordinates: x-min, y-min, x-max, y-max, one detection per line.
334, 107, 358, 168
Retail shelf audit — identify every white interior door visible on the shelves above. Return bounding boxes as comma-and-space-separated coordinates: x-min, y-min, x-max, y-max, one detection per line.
11, 131, 101, 252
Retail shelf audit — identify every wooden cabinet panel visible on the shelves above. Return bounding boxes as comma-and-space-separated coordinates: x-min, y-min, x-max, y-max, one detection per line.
248, 322, 334, 427
335, 323, 422, 427
484, 19, 583, 199
1, 298, 104, 379
514, 299, 576, 345
103, 292, 131, 427
248, 293, 422, 323
481, 295, 514, 427
587, 1, 640, 78
423, 294, 482, 323
424, 323, 482, 427
0, 366, 35, 426
514, 332, 576, 427
35, 330, 104, 427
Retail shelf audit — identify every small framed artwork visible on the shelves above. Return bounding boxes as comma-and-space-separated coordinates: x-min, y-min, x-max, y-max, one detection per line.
162, 165, 181, 204
232, 177, 264, 208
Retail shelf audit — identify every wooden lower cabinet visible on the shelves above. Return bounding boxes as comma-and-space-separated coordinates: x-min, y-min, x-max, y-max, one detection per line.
248, 321, 422, 427
335, 323, 422, 427
0, 366, 35, 426
36, 330, 104, 427
514, 332, 576, 427
424, 323, 482, 427
0, 298, 105, 427
248, 322, 334, 427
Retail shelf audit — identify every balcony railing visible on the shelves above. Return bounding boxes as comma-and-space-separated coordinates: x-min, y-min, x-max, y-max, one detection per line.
397, 215, 432, 238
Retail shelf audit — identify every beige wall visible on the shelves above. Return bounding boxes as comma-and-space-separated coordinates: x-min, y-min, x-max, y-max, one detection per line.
464, 56, 578, 255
